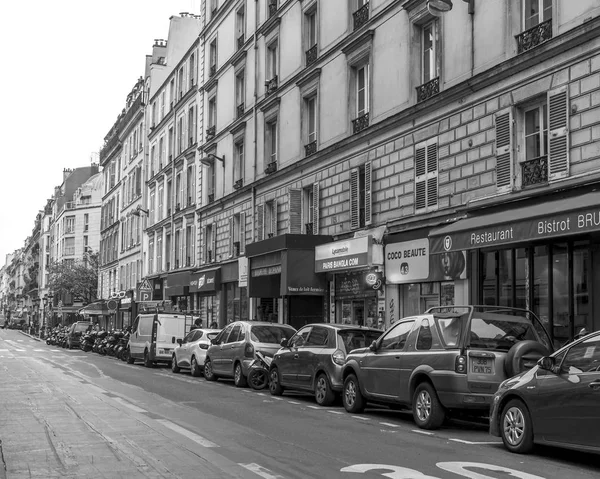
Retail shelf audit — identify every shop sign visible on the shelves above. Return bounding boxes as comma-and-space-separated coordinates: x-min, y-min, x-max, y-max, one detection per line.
252, 265, 282, 277
238, 256, 248, 287
153, 278, 164, 300
430, 206, 600, 253
386, 238, 467, 283
190, 269, 220, 293
335, 271, 381, 298
315, 236, 371, 273
120, 297, 132, 306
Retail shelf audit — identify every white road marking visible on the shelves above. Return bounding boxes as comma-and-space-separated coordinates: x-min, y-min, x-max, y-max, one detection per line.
307, 405, 320, 409
287, 400, 301, 405
271, 397, 283, 401
448, 439, 500, 445
14, 349, 25, 352
113, 397, 147, 413
33, 349, 44, 352
257, 393, 266, 396
17, 339, 23, 342
156, 419, 218, 448
51, 349, 60, 352
379, 422, 400, 428
412, 429, 434, 436
0, 349, 8, 352
239, 463, 285, 479
328, 410, 343, 415
352, 415, 370, 421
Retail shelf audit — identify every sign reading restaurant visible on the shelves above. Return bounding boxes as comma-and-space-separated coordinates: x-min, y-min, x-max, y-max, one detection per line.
315, 236, 371, 273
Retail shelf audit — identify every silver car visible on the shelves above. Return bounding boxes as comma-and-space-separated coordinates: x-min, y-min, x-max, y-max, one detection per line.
172, 328, 221, 376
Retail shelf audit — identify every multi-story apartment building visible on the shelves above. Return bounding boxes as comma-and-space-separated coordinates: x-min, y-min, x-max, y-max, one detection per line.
144, 14, 203, 313
190, 0, 600, 343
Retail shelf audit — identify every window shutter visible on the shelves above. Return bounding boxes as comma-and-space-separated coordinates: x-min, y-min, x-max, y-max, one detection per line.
271, 200, 278, 237
414, 145, 427, 210
364, 162, 372, 225
240, 212, 246, 254
426, 143, 438, 208
350, 168, 360, 229
312, 182, 320, 234
228, 217, 234, 257
202, 226, 208, 264
494, 109, 513, 192
288, 188, 302, 234
547, 86, 570, 180
256, 203, 264, 241
212, 221, 218, 262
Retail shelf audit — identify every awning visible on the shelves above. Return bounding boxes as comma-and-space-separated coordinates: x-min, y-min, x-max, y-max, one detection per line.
165, 271, 191, 297
78, 300, 108, 316
429, 190, 600, 253
190, 268, 220, 293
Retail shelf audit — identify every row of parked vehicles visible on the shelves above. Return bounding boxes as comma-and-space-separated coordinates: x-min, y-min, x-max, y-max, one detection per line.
54, 306, 600, 456
46, 323, 131, 359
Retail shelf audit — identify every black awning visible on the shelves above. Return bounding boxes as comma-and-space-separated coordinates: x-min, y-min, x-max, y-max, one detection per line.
165, 271, 191, 297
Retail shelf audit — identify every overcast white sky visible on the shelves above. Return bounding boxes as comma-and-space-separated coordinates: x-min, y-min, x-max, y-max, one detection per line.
0, 0, 201, 264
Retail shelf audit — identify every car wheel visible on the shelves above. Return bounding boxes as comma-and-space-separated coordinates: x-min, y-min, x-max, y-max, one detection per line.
234, 362, 248, 388
269, 367, 284, 396
412, 382, 445, 430
126, 349, 135, 364
342, 374, 365, 414
144, 350, 153, 368
171, 355, 181, 373
315, 373, 335, 406
500, 399, 534, 454
191, 356, 202, 377
204, 358, 217, 381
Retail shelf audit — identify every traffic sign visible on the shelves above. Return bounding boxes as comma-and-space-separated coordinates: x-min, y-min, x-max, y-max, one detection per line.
139, 279, 152, 291
139, 291, 152, 302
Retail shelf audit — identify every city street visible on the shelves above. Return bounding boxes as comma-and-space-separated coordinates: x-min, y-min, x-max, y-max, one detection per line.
1, 328, 598, 479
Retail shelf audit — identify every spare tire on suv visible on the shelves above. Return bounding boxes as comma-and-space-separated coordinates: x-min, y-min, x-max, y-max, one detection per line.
504, 340, 551, 377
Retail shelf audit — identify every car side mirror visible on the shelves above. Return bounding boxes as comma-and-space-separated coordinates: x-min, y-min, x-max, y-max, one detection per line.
280, 338, 289, 348
211, 338, 218, 345
538, 356, 555, 371
369, 340, 378, 352
177, 338, 182, 346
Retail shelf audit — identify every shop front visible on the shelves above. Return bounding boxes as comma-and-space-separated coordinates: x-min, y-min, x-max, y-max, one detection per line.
165, 271, 191, 312
221, 260, 248, 326
430, 189, 600, 348
247, 234, 331, 330
384, 228, 468, 327
315, 235, 384, 328
189, 268, 220, 328
118, 290, 134, 329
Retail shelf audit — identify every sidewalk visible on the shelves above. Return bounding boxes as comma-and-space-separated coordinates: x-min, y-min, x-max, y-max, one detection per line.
18, 330, 41, 342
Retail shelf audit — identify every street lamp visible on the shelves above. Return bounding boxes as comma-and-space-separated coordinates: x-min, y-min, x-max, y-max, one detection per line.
47, 292, 54, 328
42, 294, 48, 337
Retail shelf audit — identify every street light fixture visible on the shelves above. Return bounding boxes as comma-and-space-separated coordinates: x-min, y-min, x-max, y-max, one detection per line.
200, 153, 225, 167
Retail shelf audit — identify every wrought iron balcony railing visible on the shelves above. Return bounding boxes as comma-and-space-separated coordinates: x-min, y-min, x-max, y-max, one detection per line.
304, 140, 317, 157
352, 113, 369, 134
265, 162, 277, 174
206, 125, 216, 139
416, 77, 440, 102
305, 44, 318, 66
265, 76, 278, 96
305, 222, 314, 235
234, 241, 241, 257
209, 64, 217, 77
208, 193, 215, 203
237, 34, 245, 51
521, 155, 548, 187
268, 0, 278, 18
353, 2, 369, 31
234, 178, 244, 190
237, 102, 245, 118
516, 19, 552, 54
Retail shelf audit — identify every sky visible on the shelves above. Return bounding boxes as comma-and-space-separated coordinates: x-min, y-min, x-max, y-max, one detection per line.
0, 0, 201, 264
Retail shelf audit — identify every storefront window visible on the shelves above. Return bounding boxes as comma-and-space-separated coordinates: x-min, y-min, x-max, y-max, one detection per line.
225, 284, 249, 323
339, 298, 377, 326
515, 248, 528, 309
573, 243, 591, 342
481, 251, 496, 306
499, 249, 513, 307
533, 245, 550, 331
198, 295, 217, 328
401, 282, 447, 317
552, 243, 569, 347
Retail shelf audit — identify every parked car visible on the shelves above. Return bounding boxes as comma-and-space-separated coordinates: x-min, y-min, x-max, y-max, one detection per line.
67, 321, 92, 349
172, 328, 221, 376
269, 323, 383, 406
490, 330, 600, 454
204, 321, 296, 387
341, 306, 553, 430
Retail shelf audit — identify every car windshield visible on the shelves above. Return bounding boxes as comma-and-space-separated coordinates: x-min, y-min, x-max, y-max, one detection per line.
250, 325, 295, 344
338, 330, 382, 354
74, 323, 91, 332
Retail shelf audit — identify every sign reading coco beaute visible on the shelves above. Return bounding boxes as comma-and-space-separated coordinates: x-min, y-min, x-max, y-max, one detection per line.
315, 236, 371, 273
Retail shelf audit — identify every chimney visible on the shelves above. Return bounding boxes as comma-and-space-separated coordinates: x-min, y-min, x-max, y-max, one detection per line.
63, 168, 73, 181
152, 39, 167, 65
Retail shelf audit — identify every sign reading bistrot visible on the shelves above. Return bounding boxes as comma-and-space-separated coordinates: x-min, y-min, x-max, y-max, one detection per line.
315, 236, 371, 273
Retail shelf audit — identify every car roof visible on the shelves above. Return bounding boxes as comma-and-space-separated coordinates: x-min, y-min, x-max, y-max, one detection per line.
234, 321, 295, 327
298, 323, 381, 332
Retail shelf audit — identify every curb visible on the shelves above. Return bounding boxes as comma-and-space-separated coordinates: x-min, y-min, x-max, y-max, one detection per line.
18, 331, 41, 342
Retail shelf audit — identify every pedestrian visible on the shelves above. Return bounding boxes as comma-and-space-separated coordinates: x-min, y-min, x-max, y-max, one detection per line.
209, 321, 218, 329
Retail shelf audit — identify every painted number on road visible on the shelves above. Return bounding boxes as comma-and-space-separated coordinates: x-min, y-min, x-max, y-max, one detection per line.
341, 462, 545, 479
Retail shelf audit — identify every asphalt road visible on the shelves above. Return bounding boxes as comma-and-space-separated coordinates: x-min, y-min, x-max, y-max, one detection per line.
1, 328, 598, 479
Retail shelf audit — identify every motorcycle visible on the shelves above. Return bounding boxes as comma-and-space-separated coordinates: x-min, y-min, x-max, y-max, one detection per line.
247, 351, 272, 390
80, 330, 96, 352
115, 329, 131, 360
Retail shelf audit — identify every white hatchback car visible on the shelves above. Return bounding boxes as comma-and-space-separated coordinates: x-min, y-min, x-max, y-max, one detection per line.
172, 328, 221, 376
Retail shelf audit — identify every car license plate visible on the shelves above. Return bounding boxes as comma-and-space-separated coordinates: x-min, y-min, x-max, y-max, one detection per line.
472, 357, 494, 374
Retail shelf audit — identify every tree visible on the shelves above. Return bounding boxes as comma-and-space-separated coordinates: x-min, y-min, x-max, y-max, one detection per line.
47, 252, 99, 305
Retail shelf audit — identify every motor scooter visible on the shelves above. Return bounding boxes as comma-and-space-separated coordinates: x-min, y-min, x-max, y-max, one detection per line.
247, 351, 272, 390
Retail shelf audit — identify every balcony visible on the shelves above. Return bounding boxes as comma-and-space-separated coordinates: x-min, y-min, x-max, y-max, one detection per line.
207, 250, 213, 263
237, 34, 245, 51
234, 241, 241, 257
175, 259, 180, 269
189, 136, 195, 147
305, 44, 318, 66
234, 178, 244, 190
265, 76, 278, 96
353, 2, 369, 31
166, 261, 171, 271
268, 0, 278, 18
206, 125, 216, 140
304, 141, 317, 157
167, 207, 172, 216
208, 193, 215, 203
352, 113, 370, 134
209, 64, 217, 77
186, 257, 191, 267
305, 222, 314, 235
521, 155, 548, 188
187, 196, 193, 207
265, 162, 277, 175
175, 203, 181, 212
237, 102, 245, 119
416, 77, 440, 103
516, 19, 552, 54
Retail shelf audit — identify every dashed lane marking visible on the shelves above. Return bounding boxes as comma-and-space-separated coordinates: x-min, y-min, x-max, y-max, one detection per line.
51, 349, 60, 352
17, 339, 23, 342
156, 419, 219, 448
448, 438, 500, 445
239, 463, 285, 479
33, 349, 44, 352
287, 401, 301, 405
14, 349, 25, 352
271, 397, 283, 401
352, 416, 370, 421
307, 406, 320, 409
113, 397, 148, 413
412, 429, 434, 436
379, 422, 400, 428
327, 410, 344, 415
0, 349, 8, 352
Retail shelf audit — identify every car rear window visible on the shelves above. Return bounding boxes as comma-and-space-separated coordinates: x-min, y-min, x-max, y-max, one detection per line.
468, 314, 543, 351
74, 323, 90, 332
206, 332, 219, 341
250, 325, 295, 344
338, 330, 382, 354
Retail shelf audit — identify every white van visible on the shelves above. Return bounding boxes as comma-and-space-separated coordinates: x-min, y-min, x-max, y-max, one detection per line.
127, 313, 189, 367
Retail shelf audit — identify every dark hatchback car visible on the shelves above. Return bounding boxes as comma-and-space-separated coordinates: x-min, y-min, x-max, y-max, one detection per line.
67, 321, 92, 349
269, 324, 383, 406
490, 330, 600, 454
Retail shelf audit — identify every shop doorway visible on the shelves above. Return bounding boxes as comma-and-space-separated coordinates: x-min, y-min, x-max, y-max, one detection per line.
339, 298, 377, 327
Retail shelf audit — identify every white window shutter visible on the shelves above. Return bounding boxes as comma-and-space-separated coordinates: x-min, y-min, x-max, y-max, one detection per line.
364, 162, 372, 225
256, 203, 264, 241
426, 143, 438, 208
547, 86, 570, 180
414, 144, 427, 210
288, 188, 302, 234
312, 182, 320, 234
212, 221, 218, 262
494, 108, 513, 192
271, 200, 278, 237
240, 212, 246, 254
350, 168, 360, 229
228, 217, 234, 257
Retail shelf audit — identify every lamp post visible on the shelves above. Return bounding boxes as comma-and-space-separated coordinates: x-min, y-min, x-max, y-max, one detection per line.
42, 294, 48, 338
47, 292, 54, 329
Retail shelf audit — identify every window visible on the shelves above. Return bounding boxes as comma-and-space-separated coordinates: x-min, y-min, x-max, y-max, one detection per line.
158, 183, 164, 220
158, 137, 164, 169
185, 225, 194, 266
560, 336, 600, 374
64, 237, 75, 256
165, 233, 172, 270
524, 0, 552, 30
304, 7, 318, 65
380, 320, 415, 351
234, 140, 244, 185
187, 165, 195, 206
152, 101, 157, 127
414, 139, 438, 211
150, 145, 156, 176
177, 116, 185, 154
265, 199, 277, 238
166, 179, 173, 214
304, 95, 317, 154
524, 102, 548, 162
266, 40, 278, 81
291, 327, 312, 347
178, 66, 184, 99
207, 161, 216, 201
350, 162, 372, 229
288, 183, 320, 235
236, 6, 245, 46
353, 0, 370, 30
265, 118, 278, 166
168, 126, 174, 159
65, 216, 75, 234
175, 228, 182, 268
175, 172, 182, 210
415, 19, 440, 102
149, 239, 155, 274
149, 189, 156, 225
170, 79, 175, 108
307, 326, 329, 347
188, 106, 196, 147
157, 234, 163, 271
229, 213, 246, 257
209, 38, 218, 76
189, 53, 195, 88
208, 96, 217, 129
83, 214, 89, 232
205, 223, 216, 263
161, 91, 166, 120
235, 70, 245, 115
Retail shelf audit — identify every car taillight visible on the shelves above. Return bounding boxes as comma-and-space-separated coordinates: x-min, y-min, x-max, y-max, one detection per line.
199, 343, 209, 350
455, 355, 467, 374
332, 349, 345, 366
244, 343, 254, 358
